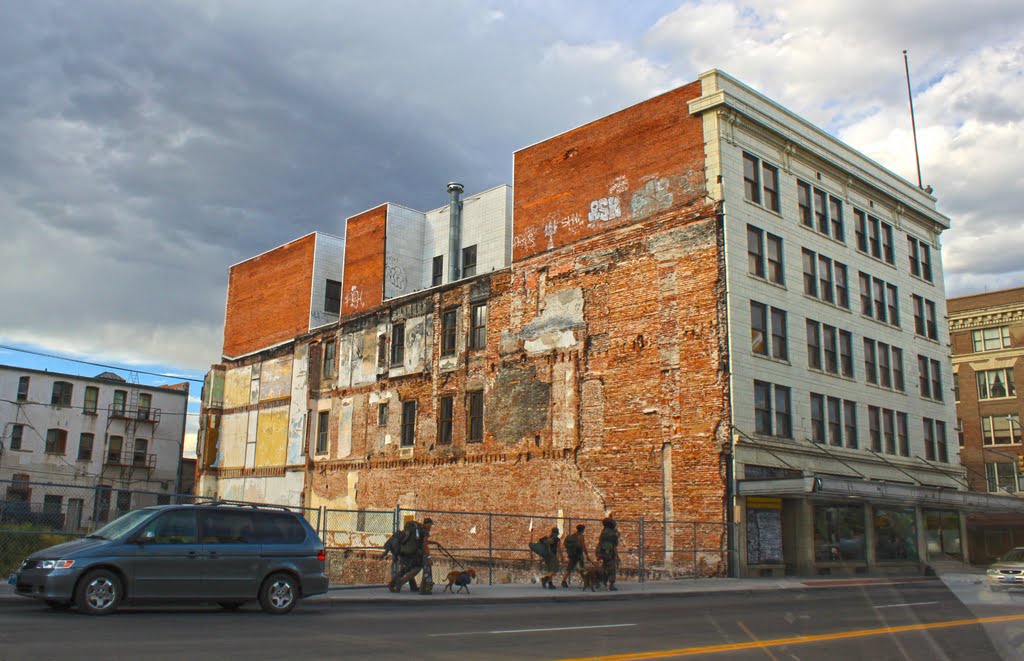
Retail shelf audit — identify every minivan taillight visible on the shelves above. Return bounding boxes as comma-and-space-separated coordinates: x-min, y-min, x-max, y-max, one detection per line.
317, 550, 325, 562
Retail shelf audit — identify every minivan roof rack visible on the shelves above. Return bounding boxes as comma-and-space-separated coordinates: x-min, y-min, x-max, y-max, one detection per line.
195, 500, 294, 512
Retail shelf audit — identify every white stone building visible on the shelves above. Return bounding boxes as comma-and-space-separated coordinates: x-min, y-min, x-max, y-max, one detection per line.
0, 365, 189, 531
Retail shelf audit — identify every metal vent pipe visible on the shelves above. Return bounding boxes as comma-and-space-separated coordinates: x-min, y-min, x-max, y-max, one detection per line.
447, 182, 464, 281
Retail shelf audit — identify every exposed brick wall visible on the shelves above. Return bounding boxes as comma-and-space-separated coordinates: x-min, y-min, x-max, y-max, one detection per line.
222, 234, 315, 357
947, 286, 1024, 314
341, 205, 387, 315
512, 81, 706, 262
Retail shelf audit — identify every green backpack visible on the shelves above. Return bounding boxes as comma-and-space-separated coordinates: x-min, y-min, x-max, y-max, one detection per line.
564, 533, 581, 556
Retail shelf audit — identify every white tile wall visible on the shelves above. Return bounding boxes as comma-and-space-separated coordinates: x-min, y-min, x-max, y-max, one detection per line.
385, 205, 427, 299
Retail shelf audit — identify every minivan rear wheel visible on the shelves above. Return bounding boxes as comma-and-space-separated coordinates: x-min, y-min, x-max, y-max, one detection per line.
259, 573, 298, 614
75, 569, 122, 615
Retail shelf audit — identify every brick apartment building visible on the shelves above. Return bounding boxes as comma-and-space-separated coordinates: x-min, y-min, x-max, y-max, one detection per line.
197, 70, 1024, 577
948, 286, 1024, 561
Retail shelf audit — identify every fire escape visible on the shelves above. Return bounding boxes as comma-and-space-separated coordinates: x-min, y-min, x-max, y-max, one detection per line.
103, 373, 162, 485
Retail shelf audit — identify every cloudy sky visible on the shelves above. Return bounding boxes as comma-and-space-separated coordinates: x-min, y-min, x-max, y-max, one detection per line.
1, 1, 1022, 382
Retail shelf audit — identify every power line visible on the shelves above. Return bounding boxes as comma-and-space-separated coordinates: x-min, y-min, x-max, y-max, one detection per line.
0, 344, 205, 384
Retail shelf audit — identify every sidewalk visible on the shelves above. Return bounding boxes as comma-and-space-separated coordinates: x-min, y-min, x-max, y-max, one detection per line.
2, 574, 948, 607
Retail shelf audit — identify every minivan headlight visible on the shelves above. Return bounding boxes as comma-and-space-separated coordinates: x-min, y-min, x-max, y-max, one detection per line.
38, 560, 75, 570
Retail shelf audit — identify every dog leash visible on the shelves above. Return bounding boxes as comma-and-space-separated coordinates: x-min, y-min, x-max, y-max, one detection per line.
431, 540, 467, 571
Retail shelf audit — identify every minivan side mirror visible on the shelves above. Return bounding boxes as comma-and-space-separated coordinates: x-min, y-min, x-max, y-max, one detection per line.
137, 530, 156, 545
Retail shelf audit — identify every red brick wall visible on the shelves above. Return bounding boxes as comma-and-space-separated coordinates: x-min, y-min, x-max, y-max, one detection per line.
342, 205, 387, 315
512, 81, 705, 262
947, 286, 1024, 314
222, 234, 315, 357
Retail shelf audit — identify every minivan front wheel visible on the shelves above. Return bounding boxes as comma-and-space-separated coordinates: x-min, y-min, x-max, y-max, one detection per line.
75, 569, 122, 615
259, 573, 299, 614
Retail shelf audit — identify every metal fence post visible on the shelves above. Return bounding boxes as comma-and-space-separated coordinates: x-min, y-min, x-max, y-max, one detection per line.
692, 522, 698, 578
488, 513, 494, 586
638, 516, 645, 583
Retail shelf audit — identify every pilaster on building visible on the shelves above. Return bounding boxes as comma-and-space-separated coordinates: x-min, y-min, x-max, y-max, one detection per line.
195, 70, 1023, 578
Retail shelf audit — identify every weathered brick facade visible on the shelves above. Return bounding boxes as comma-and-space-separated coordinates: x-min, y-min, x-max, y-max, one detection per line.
341, 204, 387, 316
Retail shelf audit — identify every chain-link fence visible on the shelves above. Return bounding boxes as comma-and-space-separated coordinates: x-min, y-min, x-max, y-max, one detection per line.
1, 477, 735, 583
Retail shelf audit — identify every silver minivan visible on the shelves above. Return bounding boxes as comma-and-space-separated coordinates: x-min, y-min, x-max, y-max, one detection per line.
9, 503, 328, 615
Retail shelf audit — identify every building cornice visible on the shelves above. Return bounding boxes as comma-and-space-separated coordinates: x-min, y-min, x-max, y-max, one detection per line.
949, 307, 1024, 331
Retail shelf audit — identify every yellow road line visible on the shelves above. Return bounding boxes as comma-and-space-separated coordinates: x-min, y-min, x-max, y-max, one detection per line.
555, 613, 1024, 660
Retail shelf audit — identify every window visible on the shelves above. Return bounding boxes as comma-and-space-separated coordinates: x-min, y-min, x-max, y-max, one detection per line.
770, 308, 788, 361
977, 368, 1015, 400
115, 491, 131, 517
10, 424, 23, 450
442, 308, 458, 357
839, 331, 854, 378
953, 372, 960, 402
83, 386, 98, 415
470, 303, 488, 350
814, 504, 866, 562
907, 237, 933, 283
883, 409, 896, 454
133, 439, 149, 466
921, 358, 942, 403
743, 153, 779, 212
957, 418, 964, 447
137, 393, 152, 420
751, 302, 788, 361
912, 295, 938, 340
897, 413, 909, 456
401, 400, 417, 447
802, 249, 817, 297
438, 396, 454, 445
834, 263, 849, 309
855, 210, 895, 264
807, 320, 822, 370
860, 273, 898, 325
923, 418, 948, 462
462, 245, 477, 278
377, 334, 388, 368
94, 486, 111, 523
45, 428, 67, 455
982, 415, 1020, 446
747, 225, 784, 283
797, 180, 843, 240
810, 393, 826, 443
467, 391, 484, 442
323, 340, 336, 378
390, 322, 405, 366
864, 338, 903, 391
753, 381, 791, 438
43, 494, 62, 520
972, 327, 1011, 352
378, 403, 388, 427
107, 436, 123, 463
316, 411, 329, 454
113, 390, 126, 416
78, 433, 94, 461
819, 256, 834, 304
16, 376, 29, 402
868, 406, 881, 452
432, 255, 444, 287
843, 400, 858, 449
51, 381, 72, 407
986, 463, 1018, 494
325, 279, 341, 315
822, 325, 838, 374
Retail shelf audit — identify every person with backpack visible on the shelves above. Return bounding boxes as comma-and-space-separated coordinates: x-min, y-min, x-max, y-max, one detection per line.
596, 517, 620, 591
381, 526, 418, 592
389, 517, 433, 593
560, 524, 590, 588
530, 526, 561, 589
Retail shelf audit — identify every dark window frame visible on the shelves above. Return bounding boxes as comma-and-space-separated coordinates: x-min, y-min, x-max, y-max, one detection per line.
438, 395, 454, 445
462, 245, 477, 278
316, 411, 329, 455
467, 391, 484, 443
78, 433, 94, 461
442, 308, 459, 357
400, 400, 417, 447
432, 255, 444, 287
325, 279, 341, 315
44, 428, 67, 455
390, 322, 406, 366
470, 303, 488, 351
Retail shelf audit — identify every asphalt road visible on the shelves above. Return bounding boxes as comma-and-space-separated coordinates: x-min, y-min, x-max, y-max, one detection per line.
2, 581, 1023, 660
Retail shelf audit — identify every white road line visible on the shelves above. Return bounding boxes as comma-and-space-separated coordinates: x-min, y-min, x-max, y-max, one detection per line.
429, 623, 637, 637
873, 601, 940, 609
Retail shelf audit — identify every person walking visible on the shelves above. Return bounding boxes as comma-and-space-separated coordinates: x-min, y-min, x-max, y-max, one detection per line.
535, 526, 561, 589
389, 517, 433, 593
596, 517, 620, 591
561, 524, 589, 588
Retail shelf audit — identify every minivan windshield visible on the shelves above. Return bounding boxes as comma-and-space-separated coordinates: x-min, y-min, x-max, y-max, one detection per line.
88, 509, 157, 540
998, 548, 1024, 563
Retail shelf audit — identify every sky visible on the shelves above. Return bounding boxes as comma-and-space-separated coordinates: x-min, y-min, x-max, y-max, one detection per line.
1, 1, 1022, 456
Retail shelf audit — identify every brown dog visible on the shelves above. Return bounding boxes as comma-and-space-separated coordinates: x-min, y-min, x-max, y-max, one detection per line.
581, 565, 607, 592
443, 568, 476, 594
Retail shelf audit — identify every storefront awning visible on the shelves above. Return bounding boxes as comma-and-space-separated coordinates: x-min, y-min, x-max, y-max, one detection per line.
738, 475, 1024, 513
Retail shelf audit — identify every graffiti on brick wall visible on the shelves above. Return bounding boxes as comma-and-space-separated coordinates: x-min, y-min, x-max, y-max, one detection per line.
543, 212, 585, 249
609, 175, 629, 196
631, 176, 673, 220
345, 285, 365, 310
384, 256, 407, 291
588, 197, 621, 223
513, 227, 538, 252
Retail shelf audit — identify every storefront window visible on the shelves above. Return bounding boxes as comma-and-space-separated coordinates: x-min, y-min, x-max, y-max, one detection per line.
814, 503, 866, 562
874, 507, 917, 561
924, 509, 962, 561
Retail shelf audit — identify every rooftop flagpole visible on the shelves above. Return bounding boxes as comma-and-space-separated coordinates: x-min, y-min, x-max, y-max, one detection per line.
903, 50, 924, 189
